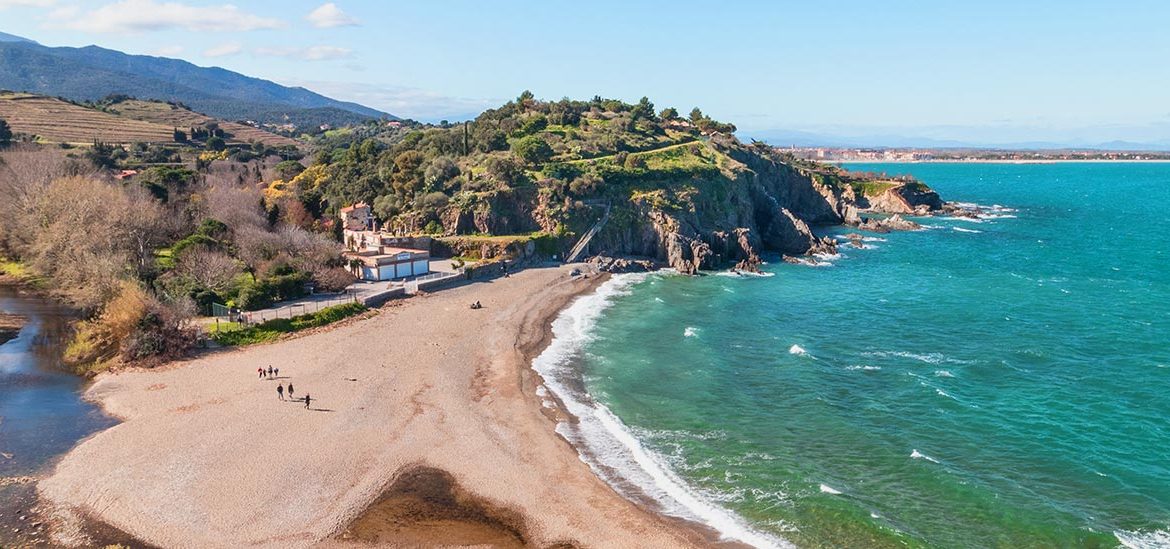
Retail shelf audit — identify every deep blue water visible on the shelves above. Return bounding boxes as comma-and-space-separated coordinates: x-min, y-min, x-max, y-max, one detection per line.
539, 163, 1170, 548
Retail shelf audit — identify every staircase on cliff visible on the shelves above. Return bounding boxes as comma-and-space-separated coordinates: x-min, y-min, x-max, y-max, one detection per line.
564, 202, 611, 263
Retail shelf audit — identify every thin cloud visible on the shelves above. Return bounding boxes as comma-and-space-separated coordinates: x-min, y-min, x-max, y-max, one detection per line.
305, 2, 359, 28
286, 80, 501, 121
53, 0, 284, 33
151, 45, 184, 56
203, 42, 242, 58
0, 0, 56, 8
254, 45, 352, 61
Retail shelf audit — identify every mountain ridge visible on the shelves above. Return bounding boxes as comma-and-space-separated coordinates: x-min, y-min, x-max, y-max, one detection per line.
0, 33, 394, 129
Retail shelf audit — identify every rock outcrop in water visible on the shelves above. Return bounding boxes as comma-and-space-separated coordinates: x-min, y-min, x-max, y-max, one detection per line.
858, 214, 922, 233
588, 256, 659, 273
0, 313, 25, 345
860, 183, 944, 215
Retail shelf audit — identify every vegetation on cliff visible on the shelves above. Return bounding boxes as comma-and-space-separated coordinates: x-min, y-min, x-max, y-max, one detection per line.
276, 92, 938, 272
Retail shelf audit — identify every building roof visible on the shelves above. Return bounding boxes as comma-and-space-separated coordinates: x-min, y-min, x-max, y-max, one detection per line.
340, 202, 370, 214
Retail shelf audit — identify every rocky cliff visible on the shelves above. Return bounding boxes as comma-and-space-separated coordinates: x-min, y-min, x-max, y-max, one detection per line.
432, 136, 943, 274
580, 136, 874, 273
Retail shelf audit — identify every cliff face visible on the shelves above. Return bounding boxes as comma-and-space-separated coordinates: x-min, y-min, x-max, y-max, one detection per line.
432, 137, 941, 273
584, 138, 850, 273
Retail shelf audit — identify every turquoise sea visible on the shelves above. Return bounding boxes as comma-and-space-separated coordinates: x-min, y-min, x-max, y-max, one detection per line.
534, 163, 1170, 548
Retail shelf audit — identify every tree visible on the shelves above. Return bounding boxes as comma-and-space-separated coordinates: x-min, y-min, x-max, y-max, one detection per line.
206, 136, 226, 151
511, 135, 553, 165
372, 194, 400, 221
659, 107, 679, 121
0, 118, 14, 147
273, 160, 306, 181
689, 107, 705, 124
423, 156, 460, 191
175, 245, 240, 292
517, 114, 548, 136
173, 128, 188, 143
631, 96, 655, 121
390, 150, 425, 197
85, 141, 120, 169
484, 155, 525, 185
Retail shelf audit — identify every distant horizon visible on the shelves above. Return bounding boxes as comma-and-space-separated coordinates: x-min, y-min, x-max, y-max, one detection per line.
3, 0, 1168, 148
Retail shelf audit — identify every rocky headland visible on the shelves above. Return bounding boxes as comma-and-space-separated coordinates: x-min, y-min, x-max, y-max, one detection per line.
434, 135, 953, 276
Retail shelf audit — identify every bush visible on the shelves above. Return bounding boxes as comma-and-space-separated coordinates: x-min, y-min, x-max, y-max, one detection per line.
313, 266, 355, 292
624, 154, 647, 170
236, 271, 312, 310
511, 135, 553, 165
516, 114, 548, 136
542, 162, 582, 180
212, 302, 367, 346
65, 283, 196, 371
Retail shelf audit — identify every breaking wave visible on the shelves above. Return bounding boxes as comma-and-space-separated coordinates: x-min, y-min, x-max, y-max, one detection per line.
531, 273, 789, 548
1115, 528, 1170, 549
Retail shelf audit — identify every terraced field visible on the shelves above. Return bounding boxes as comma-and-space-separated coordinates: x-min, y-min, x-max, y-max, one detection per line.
0, 93, 175, 145
107, 100, 299, 147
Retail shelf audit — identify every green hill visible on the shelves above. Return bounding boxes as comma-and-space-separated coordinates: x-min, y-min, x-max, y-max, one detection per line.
278, 93, 942, 272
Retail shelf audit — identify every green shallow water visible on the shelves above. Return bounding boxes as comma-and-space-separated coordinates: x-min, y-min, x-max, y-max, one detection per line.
559, 163, 1170, 548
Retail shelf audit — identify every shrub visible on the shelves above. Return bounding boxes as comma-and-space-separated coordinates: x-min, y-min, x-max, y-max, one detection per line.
212, 302, 366, 346
542, 162, 582, 180
236, 271, 312, 310
65, 283, 196, 370
511, 135, 554, 165
313, 266, 355, 292
516, 114, 548, 136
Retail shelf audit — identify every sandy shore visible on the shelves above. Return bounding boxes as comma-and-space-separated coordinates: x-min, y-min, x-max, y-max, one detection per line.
38, 265, 723, 548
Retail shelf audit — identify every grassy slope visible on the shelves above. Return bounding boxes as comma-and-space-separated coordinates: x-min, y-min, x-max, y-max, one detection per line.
0, 92, 175, 144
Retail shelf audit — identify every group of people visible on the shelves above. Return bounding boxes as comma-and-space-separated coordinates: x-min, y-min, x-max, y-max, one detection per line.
259, 365, 312, 409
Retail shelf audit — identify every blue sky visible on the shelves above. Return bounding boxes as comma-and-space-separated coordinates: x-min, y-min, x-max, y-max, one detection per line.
4, 0, 1170, 145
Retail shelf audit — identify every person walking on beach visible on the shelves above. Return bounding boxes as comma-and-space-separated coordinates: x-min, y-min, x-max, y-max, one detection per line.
258, 367, 264, 379
267, 366, 274, 379
287, 383, 294, 400
304, 393, 311, 409
274, 366, 280, 378
277, 383, 284, 400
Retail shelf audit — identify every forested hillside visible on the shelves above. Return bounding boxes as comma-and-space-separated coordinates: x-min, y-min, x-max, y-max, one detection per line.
0, 38, 391, 129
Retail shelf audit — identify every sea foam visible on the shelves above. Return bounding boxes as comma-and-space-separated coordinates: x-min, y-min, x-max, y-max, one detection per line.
531, 272, 790, 549
910, 449, 940, 464
819, 484, 843, 495
1115, 528, 1170, 549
